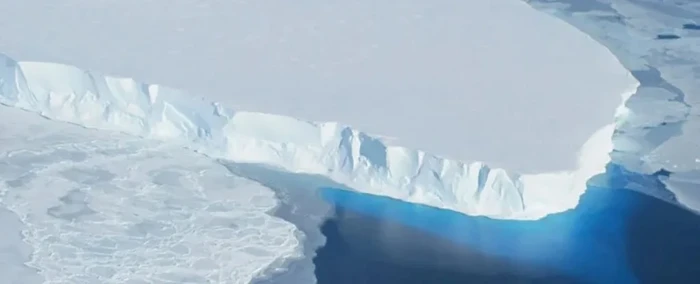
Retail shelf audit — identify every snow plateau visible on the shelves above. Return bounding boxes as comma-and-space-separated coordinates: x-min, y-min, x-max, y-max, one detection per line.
0, 53, 635, 220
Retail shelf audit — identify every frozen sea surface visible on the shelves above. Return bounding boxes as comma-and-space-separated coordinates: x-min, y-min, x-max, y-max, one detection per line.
0, 106, 304, 284
526, 0, 700, 212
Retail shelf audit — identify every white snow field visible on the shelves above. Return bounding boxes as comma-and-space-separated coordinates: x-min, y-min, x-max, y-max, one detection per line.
0, 0, 639, 220
0, 0, 637, 175
0, 50, 625, 220
0, 106, 304, 283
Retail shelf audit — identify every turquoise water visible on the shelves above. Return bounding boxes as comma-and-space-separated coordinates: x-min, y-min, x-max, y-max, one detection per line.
315, 167, 700, 283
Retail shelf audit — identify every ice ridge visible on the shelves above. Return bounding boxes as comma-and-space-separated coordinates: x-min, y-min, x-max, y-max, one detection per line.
0, 53, 634, 220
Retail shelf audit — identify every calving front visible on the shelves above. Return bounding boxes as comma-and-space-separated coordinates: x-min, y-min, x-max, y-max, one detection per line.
0, 53, 634, 220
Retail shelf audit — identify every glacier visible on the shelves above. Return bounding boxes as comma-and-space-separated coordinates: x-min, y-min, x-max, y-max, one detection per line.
0, 51, 631, 220
0, 0, 647, 221
0, 0, 638, 174
2, 0, 699, 283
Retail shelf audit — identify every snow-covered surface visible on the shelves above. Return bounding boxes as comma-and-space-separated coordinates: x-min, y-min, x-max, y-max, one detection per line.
0, 51, 624, 220
525, 0, 700, 212
0, 0, 636, 174
0, 106, 303, 283
0, 0, 644, 220
1, 0, 699, 283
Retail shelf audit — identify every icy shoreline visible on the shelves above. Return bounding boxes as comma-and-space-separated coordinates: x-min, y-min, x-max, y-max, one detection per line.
0, 51, 635, 220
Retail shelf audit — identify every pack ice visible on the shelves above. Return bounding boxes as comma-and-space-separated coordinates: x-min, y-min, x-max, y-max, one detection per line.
0, 49, 639, 220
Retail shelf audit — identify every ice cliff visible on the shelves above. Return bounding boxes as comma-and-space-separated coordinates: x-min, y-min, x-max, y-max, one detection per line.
0, 53, 635, 220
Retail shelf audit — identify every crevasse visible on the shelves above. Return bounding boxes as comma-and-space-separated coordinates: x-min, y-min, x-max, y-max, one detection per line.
0, 53, 637, 220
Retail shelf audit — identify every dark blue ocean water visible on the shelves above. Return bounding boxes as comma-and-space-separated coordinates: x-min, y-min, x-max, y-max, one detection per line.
313, 170, 700, 283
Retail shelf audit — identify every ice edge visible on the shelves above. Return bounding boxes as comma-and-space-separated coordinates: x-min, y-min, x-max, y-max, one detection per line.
0, 53, 636, 220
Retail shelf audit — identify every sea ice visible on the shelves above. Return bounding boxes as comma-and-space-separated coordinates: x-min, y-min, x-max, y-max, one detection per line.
0, 106, 304, 284
526, 0, 700, 213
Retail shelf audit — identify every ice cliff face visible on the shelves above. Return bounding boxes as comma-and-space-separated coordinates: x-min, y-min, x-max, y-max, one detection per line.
0, 53, 633, 220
